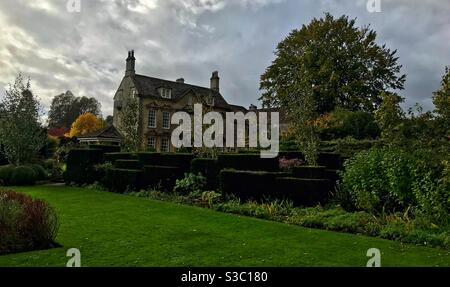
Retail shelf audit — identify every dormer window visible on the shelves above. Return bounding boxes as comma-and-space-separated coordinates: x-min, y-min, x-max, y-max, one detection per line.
159, 88, 172, 99
206, 96, 214, 106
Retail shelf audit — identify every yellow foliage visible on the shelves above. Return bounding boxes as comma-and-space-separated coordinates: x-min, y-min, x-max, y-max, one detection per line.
68, 113, 105, 138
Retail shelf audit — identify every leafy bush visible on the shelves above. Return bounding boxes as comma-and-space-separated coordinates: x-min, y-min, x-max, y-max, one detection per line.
64, 149, 104, 185
10, 166, 37, 186
30, 164, 47, 181
0, 189, 59, 255
339, 147, 449, 221
142, 165, 183, 191
0, 165, 15, 186
115, 159, 142, 170
105, 168, 143, 193
190, 158, 220, 189
174, 173, 207, 195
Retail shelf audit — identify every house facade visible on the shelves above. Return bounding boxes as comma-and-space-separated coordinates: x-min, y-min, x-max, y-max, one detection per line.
113, 51, 289, 152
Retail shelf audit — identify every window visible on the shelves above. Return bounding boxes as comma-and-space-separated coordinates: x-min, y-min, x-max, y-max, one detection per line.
148, 109, 156, 128
161, 138, 170, 152
162, 111, 170, 129
159, 88, 172, 99
147, 137, 156, 149
206, 96, 214, 106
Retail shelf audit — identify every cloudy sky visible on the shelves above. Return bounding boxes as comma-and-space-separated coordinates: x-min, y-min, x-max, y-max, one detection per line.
0, 0, 449, 118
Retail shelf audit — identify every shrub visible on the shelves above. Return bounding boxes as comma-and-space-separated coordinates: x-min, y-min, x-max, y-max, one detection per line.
0, 165, 15, 186
217, 154, 279, 172
339, 147, 447, 219
30, 164, 47, 181
275, 177, 332, 206
10, 166, 37, 186
291, 166, 327, 179
138, 153, 195, 173
88, 145, 120, 153
0, 190, 59, 255
105, 168, 143, 193
174, 173, 207, 195
279, 157, 304, 171
104, 152, 137, 163
190, 158, 220, 189
141, 165, 183, 191
64, 149, 104, 184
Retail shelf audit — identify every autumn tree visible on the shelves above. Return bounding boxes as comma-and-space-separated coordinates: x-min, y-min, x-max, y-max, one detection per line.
48, 91, 102, 129
68, 112, 105, 138
260, 13, 406, 114
0, 74, 46, 165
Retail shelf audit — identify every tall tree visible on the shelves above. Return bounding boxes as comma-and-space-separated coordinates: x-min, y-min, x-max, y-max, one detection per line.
68, 113, 105, 138
374, 92, 405, 143
0, 74, 46, 165
433, 66, 450, 131
48, 91, 102, 129
119, 97, 140, 152
260, 13, 406, 114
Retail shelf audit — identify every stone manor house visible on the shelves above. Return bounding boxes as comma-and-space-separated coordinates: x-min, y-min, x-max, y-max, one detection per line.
112, 51, 288, 152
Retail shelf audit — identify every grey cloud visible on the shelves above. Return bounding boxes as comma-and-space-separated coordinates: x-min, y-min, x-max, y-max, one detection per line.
0, 0, 449, 118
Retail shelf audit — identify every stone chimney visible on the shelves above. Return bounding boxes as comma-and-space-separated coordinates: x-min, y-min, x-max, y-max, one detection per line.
210, 71, 219, 92
126, 50, 135, 77
176, 78, 185, 83
249, 104, 257, 111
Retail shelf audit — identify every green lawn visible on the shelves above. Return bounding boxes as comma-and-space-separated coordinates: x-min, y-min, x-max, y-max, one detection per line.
1, 185, 449, 267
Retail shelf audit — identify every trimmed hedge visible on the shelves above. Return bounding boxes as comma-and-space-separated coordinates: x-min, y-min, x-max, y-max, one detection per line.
291, 166, 327, 179
217, 154, 279, 172
30, 164, 47, 181
137, 153, 194, 173
64, 149, 104, 184
317, 153, 343, 170
141, 165, 183, 191
105, 168, 143, 193
0, 165, 15, 186
115, 160, 142, 170
190, 158, 220, 189
10, 166, 37, 186
89, 145, 120, 153
219, 169, 331, 206
274, 177, 332, 206
104, 152, 137, 163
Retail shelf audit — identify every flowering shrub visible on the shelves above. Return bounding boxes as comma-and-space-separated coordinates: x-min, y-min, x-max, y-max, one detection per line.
279, 157, 304, 171
0, 189, 59, 255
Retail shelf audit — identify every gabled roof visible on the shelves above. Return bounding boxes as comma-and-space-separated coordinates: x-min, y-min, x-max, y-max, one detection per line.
133, 74, 231, 110
77, 125, 122, 139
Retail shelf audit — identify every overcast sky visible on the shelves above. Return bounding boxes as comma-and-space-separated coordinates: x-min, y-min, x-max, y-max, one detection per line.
0, 0, 449, 117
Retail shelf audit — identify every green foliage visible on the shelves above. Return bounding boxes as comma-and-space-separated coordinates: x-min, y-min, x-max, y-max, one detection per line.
105, 168, 142, 193
190, 158, 220, 189
433, 66, 450, 131
104, 152, 137, 163
339, 147, 450, 224
0, 165, 15, 186
30, 164, 47, 181
0, 74, 46, 165
64, 149, 104, 185
142, 165, 183, 191
115, 159, 142, 170
10, 166, 37, 186
260, 13, 406, 114
119, 97, 140, 152
174, 173, 207, 195
320, 109, 380, 140
374, 92, 405, 143
217, 154, 279, 172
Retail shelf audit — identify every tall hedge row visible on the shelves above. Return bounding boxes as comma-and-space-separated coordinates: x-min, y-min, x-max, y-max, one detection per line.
63, 149, 104, 184
190, 158, 220, 189
217, 154, 279, 172
219, 169, 332, 206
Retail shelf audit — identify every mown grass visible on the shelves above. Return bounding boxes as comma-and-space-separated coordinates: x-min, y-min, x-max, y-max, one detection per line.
0, 185, 449, 267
